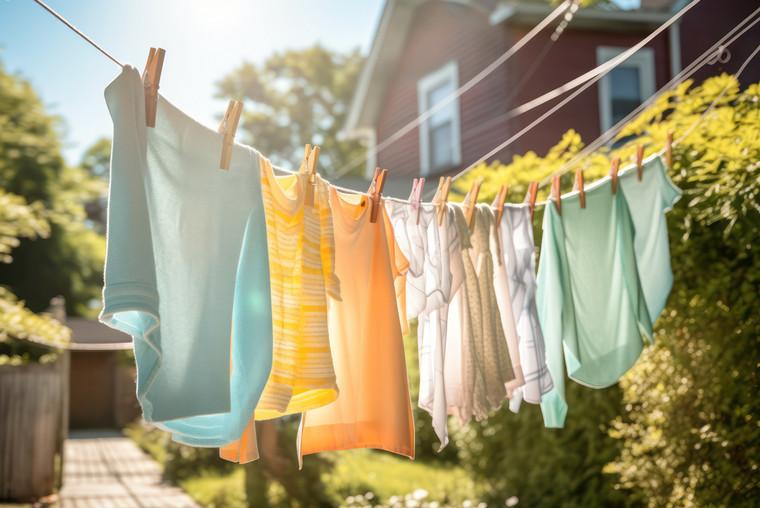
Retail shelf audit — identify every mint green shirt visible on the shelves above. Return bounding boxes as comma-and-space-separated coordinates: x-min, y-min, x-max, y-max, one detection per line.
537, 178, 652, 428
620, 155, 681, 323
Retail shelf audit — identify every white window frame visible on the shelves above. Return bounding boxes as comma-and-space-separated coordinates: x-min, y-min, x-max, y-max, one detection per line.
596, 46, 655, 132
417, 61, 462, 176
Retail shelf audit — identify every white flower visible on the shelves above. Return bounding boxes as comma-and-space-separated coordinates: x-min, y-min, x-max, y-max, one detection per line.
463, 501, 473, 508
366, 492, 376, 500
505, 496, 519, 507
413, 489, 429, 500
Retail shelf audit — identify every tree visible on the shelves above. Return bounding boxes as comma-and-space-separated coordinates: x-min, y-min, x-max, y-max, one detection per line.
453, 74, 760, 507
606, 77, 760, 507
0, 174, 69, 363
0, 61, 106, 316
215, 45, 366, 175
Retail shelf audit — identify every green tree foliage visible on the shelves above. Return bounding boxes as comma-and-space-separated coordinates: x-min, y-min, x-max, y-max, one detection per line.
452, 74, 759, 506
0, 61, 106, 315
606, 78, 760, 507
0, 179, 69, 363
215, 45, 366, 174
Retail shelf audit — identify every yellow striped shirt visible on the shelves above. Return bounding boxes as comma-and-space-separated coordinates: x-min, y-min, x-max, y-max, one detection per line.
254, 157, 339, 419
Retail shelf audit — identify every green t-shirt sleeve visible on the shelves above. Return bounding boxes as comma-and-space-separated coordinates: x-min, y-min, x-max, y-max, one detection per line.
536, 204, 569, 428
656, 156, 682, 212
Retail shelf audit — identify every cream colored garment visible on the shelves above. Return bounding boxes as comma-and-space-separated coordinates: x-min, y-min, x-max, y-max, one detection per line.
454, 205, 514, 422
298, 189, 415, 466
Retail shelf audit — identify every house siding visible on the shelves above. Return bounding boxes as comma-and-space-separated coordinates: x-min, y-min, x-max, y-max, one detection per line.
504, 26, 670, 157
373, 0, 757, 180
678, 0, 760, 86
376, 0, 511, 179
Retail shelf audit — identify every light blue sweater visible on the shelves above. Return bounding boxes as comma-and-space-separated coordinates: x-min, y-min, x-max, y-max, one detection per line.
100, 65, 272, 446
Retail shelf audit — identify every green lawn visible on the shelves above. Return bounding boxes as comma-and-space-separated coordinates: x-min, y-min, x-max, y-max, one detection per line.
127, 423, 484, 507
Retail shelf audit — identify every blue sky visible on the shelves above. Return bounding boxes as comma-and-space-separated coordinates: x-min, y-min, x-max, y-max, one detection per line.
0, 0, 384, 164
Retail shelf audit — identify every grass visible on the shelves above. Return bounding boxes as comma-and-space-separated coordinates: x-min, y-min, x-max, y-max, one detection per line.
127, 422, 484, 507
126, 325, 485, 507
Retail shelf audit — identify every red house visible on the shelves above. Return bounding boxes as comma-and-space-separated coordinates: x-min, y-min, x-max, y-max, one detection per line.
341, 0, 759, 194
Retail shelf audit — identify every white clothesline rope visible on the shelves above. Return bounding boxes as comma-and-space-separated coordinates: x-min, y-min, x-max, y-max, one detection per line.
445, 0, 703, 187
523, 17, 760, 208
31, 0, 124, 67
331, 0, 578, 178
547, 5, 760, 184
30, 0, 756, 211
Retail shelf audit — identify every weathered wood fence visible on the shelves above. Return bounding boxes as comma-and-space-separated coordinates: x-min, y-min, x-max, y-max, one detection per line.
0, 351, 69, 501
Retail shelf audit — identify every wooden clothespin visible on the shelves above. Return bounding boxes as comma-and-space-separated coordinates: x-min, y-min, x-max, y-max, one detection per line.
574, 169, 585, 209
218, 100, 243, 170
368, 167, 388, 223
492, 184, 508, 226
434, 176, 451, 225
410, 178, 425, 224
527, 181, 539, 222
551, 175, 562, 215
142, 48, 166, 128
463, 177, 483, 228
610, 157, 621, 194
304, 145, 320, 206
635, 144, 645, 181
301, 144, 312, 171
665, 131, 674, 170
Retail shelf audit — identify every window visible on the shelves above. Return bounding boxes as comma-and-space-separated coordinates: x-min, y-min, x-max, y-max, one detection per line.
417, 61, 461, 175
597, 47, 655, 131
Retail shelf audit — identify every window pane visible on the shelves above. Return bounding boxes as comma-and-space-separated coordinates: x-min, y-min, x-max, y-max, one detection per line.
609, 66, 641, 125
430, 121, 453, 170
427, 80, 455, 127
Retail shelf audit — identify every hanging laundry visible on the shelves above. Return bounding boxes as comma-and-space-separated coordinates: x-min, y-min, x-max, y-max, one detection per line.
619, 155, 682, 323
449, 204, 515, 423
254, 157, 339, 418
164, 210, 272, 448
537, 179, 652, 428
298, 188, 415, 466
490, 208, 526, 400
99, 66, 272, 425
219, 157, 340, 463
385, 199, 463, 449
496, 206, 553, 412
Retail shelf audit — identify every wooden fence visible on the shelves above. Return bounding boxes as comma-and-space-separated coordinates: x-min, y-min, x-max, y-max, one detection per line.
0, 351, 69, 501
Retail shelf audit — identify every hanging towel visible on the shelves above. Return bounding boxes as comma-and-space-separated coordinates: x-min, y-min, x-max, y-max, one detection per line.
298, 189, 415, 466
99, 66, 272, 431
537, 178, 652, 428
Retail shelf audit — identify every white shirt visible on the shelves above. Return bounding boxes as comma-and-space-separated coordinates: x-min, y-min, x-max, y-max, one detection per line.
385, 200, 462, 449
500, 205, 553, 408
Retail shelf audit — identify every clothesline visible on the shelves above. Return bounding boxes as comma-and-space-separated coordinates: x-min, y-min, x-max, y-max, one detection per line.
330, 0, 579, 179
29, 0, 754, 212
340, 0, 702, 182
550, 7, 760, 182
30, 0, 749, 467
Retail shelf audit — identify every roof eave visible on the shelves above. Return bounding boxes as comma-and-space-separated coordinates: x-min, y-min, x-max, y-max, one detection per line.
490, 3, 673, 31
344, 0, 424, 137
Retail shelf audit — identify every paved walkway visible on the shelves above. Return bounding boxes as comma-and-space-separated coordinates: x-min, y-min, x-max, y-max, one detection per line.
59, 431, 199, 508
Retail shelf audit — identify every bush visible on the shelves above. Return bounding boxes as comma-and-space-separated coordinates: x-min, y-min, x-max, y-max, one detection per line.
453, 75, 760, 507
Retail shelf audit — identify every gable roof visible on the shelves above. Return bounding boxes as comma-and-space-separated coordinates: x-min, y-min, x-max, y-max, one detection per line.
344, 0, 677, 137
